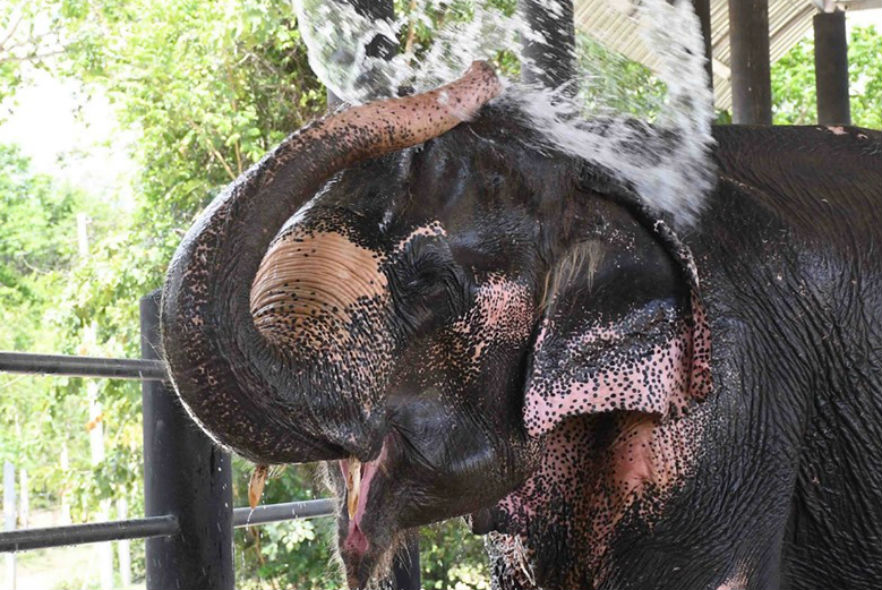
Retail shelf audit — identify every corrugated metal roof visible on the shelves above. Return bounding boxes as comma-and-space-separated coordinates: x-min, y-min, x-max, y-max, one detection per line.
574, 0, 821, 110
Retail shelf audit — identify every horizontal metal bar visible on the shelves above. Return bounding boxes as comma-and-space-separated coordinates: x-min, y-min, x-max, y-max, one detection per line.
233, 499, 336, 528
0, 515, 179, 552
0, 500, 337, 551
0, 352, 167, 381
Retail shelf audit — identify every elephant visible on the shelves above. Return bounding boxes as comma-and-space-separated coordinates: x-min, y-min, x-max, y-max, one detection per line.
161, 63, 882, 589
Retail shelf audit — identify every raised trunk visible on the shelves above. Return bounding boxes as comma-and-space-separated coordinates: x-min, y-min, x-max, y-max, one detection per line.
161, 62, 500, 464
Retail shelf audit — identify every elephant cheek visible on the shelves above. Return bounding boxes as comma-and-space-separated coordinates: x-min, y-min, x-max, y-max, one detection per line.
452, 275, 536, 371
473, 275, 534, 339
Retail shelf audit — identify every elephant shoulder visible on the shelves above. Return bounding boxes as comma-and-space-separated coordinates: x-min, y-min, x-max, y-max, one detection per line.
707, 125, 882, 246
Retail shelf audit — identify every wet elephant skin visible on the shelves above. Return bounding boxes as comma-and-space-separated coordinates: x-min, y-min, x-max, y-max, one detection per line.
164, 97, 882, 590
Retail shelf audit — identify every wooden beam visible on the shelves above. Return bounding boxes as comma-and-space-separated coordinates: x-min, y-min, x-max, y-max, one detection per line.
814, 9, 851, 124
692, 0, 713, 89
836, 0, 882, 10
728, 0, 772, 124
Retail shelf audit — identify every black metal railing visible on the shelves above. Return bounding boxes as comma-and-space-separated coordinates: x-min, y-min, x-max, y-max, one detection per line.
0, 352, 166, 381
0, 290, 420, 589
0, 515, 181, 553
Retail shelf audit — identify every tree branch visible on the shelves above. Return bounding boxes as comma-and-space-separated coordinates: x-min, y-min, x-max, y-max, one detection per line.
0, 47, 65, 64
0, 8, 25, 50
187, 120, 237, 181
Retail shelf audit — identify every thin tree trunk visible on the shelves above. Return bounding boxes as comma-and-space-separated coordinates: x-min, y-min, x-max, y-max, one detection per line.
78, 213, 114, 590
117, 498, 131, 588
3, 461, 16, 590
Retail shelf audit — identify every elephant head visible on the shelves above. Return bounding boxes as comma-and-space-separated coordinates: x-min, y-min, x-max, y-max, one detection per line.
162, 63, 712, 588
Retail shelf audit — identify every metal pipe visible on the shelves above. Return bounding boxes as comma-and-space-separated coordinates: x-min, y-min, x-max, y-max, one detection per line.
0, 516, 179, 552
1, 499, 340, 552
813, 9, 851, 125
0, 352, 166, 381
141, 291, 234, 589
728, 0, 772, 124
233, 499, 336, 528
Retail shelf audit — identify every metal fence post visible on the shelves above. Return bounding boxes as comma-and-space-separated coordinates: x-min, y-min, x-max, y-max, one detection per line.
141, 290, 234, 589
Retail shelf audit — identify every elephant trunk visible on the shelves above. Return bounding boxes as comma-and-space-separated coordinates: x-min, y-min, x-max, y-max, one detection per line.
160, 62, 501, 465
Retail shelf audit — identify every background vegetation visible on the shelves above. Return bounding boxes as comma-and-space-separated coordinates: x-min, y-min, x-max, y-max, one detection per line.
1, 1, 880, 587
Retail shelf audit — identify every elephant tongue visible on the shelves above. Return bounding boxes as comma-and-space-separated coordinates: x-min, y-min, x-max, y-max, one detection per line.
340, 446, 387, 555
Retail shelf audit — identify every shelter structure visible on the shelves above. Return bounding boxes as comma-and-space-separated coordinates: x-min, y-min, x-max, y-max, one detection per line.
573, 0, 870, 124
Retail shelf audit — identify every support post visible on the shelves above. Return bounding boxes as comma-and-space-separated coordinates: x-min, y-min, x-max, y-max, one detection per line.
813, 9, 850, 125
391, 535, 421, 590
141, 290, 234, 589
520, 0, 576, 90
728, 0, 771, 124
693, 0, 713, 87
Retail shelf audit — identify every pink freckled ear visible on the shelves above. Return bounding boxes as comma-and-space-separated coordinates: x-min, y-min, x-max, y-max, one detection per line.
523, 253, 711, 439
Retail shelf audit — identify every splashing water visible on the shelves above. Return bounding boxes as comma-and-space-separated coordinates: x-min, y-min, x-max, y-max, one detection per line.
293, 0, 714, 227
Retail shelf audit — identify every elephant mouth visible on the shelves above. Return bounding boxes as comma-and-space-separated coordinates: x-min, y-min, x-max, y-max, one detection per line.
337, 435, 398, 588
340, 443, 388, 557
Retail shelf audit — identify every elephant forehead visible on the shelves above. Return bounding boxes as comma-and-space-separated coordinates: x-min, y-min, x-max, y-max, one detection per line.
250, 230, 389, 346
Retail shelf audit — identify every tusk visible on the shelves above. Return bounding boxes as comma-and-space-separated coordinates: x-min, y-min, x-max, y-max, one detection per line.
249, 464, 269, 510
346, 458, 362, 520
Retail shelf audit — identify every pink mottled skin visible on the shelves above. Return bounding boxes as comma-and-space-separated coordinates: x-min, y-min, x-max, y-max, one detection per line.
525, 317, 705, 438
496, 402, 710, 586
439, 273, 535, 382
477, 275, 534, 333
391, 222, 447, 253
525, 327, 690, 437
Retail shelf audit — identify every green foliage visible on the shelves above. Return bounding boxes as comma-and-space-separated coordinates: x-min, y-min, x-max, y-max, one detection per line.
0, 144, 82, 469
233, 461, 344, 589
2, 0, 329, 584
576, 32, 666, 118
54, 0, 326, 300
772, 25, 882, 129
394, 0, 518, 64
0, 145, 77, 330
0, 1, 65, 102
0, 143, 144, 534
421, 519, 490, 589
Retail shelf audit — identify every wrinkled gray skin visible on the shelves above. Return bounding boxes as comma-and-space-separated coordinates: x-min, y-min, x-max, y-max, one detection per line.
162, 72, 882, 590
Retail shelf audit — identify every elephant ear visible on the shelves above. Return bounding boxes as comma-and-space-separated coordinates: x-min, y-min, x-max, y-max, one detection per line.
523, 214, 712, 439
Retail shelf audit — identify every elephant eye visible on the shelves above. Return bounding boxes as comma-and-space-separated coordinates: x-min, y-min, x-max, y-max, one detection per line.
391, 245, 469, 323
404, 263, 449, 294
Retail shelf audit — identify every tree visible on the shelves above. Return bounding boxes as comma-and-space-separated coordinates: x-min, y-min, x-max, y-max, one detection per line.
0, 1, 67, 102
772, 25, 881, 128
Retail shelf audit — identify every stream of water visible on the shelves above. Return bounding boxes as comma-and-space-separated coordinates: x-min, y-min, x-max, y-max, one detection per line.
292, 0, 714, 227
